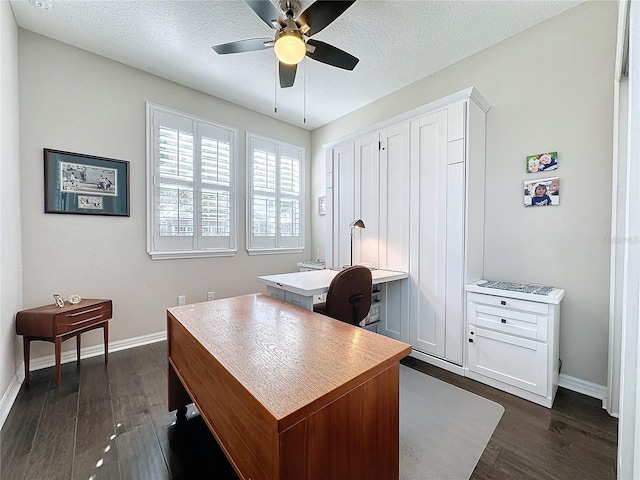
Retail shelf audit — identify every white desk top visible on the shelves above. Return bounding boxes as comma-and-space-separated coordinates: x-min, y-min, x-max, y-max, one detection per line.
257, 268, 408, 297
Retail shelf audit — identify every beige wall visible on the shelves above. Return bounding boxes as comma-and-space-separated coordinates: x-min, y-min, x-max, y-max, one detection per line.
0, 1, 23, 411
311, 1, 616, 386
18, 30, 312, 360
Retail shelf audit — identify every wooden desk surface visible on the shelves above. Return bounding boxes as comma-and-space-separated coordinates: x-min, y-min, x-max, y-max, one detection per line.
168, 293, 411, 431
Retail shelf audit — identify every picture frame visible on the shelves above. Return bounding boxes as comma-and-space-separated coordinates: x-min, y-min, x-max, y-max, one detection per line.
526, 151, 558, 173
44, 148, 130, 216
318, 196, 327, 216
524, 176, 560, 207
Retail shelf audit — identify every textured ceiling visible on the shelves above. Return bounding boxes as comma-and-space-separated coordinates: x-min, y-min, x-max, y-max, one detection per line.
9, 0, 582, 130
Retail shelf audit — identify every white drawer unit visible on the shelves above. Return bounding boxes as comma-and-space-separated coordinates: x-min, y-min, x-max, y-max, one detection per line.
465, 282, 565, 408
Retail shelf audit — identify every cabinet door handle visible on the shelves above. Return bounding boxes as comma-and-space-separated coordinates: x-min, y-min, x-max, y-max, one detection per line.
501, 318, 507, 323
468, 338, 474, 343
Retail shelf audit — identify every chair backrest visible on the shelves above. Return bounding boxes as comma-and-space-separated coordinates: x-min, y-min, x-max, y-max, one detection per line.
325, 266, 373, 325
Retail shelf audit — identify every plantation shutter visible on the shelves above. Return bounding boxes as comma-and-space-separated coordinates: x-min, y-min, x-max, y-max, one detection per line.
247, 134, 303, 252
148, 105, 236, 258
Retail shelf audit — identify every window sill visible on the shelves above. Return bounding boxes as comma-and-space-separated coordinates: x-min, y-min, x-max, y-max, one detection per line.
246, 248, 304, 256
149, 249, 237, 260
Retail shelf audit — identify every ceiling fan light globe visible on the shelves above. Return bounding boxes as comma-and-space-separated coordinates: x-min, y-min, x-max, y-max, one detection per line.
274, 32, 306, 65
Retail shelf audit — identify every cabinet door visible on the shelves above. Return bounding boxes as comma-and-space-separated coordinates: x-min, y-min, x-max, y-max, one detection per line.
355, 133, 379, 267
330, 141, 355, 268
379, 123, 410, 272
409, 110, 448, 358
468, 325, 548, 396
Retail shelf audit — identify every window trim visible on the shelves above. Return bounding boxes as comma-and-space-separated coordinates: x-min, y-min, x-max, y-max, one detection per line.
146, 102, 238, 260
246, 132, 305, 255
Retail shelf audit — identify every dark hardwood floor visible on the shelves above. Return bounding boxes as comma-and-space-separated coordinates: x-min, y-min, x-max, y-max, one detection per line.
402, 357, 618, 480
0, 342, 617, 480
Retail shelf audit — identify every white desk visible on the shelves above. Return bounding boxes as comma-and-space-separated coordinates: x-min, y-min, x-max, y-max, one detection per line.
257, 268, 408, 312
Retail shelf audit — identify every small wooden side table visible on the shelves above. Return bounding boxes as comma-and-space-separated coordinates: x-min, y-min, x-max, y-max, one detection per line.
16, 298, 112, 387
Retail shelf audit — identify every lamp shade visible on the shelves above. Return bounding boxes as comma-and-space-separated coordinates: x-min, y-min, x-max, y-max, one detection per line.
274, 31, 306, 65
350, 219, 366, 229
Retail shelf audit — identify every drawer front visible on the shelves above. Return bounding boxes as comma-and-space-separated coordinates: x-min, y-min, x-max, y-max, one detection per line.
467, 325, 548, 396
55, 302, 111, 335
467, 292, 549, 315
471, 303, 548, 341
266, 285, 286, 302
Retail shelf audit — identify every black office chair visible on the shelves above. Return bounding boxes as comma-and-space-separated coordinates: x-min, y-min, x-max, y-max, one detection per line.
313, 266, 372, 326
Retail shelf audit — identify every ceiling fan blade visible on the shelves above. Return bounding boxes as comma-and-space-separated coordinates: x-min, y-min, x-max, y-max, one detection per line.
279, 62, 297, 88
306, 39, 359, 70
246, 0, 283, 29
296, 1, 357, 37
212, 38, 272, 55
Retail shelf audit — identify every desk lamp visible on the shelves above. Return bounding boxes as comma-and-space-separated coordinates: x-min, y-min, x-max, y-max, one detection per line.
349, 219, 366, 266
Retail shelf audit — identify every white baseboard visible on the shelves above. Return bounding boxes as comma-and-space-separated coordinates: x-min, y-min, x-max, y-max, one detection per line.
558, 372, 609, 409
409, 349, 466, 376
27, 331, 167, 372
0, 374, 22, 430
409, 350, 609, 406
0, 331, 167, 429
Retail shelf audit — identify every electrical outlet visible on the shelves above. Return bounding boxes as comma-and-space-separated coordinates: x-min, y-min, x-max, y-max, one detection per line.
177, 295, 186, 306
207, 291, 215, 301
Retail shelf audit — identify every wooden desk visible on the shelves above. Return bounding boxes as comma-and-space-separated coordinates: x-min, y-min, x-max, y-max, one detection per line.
16, 299, 112, 387
167, 294, 411, 480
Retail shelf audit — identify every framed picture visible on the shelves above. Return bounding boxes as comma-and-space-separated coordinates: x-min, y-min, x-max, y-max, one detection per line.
318, 196, 327, 216
524, 177, 560, 207
44, 149, 130, 216
526, 151, 558, 173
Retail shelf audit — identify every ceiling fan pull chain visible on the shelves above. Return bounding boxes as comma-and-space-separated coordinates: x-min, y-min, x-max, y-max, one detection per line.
274, 60, 278, 114
303, 60, 306, 125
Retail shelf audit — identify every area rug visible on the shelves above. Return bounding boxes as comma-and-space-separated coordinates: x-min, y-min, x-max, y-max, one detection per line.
400, 365, 505, 480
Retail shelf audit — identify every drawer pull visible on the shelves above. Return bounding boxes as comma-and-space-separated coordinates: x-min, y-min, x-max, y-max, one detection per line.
67, 305, 104, 317
500, 300, 506, 305
501, 318, 507, 323
68, 314, 104, 327
468, 338, 474, 343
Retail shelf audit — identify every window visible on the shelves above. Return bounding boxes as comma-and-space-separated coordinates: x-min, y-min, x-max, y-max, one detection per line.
247, 133, 304, 254
147, 103, 237, 259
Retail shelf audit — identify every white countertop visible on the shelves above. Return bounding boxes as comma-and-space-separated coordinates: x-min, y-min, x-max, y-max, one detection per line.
257, 268, 408, 296
465, 280, 565, 304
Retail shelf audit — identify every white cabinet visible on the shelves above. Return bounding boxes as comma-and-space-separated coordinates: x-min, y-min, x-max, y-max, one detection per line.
325, 117, 410, 342
408, 93, 488, 367
326, 126, 410, 272
325, 88, 488, 358
465, 283, 565, 408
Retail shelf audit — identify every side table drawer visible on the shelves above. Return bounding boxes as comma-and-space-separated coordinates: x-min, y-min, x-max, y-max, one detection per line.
56, 301, 111, 335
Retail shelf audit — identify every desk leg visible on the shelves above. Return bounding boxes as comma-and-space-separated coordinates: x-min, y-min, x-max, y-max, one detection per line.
168, 362, 191, 422
54, 337, 62, 387
300, 295, 314, 311
76, 335, 81, 363
23, 337, 30, 386
103, 321, 109, 364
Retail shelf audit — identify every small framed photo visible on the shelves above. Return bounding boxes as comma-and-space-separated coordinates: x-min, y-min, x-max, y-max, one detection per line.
524, 177, 560, 207
526, 151, 558, 173
44, 149, 130, 216
318, 196, 327, 216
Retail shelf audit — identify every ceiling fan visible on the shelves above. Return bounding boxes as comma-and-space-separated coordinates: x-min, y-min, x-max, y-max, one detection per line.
212, 0, 359, 88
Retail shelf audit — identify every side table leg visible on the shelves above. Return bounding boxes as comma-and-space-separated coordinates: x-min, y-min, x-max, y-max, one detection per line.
23, 337, 30, 386
76, 334, 81, 364
103, 321, 109, 364
55, 337, 62, 387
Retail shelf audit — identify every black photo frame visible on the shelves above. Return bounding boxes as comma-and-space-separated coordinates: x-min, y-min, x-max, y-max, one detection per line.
44, 148, 130, 216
